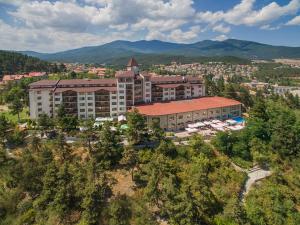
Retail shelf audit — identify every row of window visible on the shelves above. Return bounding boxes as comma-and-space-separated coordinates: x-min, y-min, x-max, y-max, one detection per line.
79, 108, 94, 113
167, 109, 232, 121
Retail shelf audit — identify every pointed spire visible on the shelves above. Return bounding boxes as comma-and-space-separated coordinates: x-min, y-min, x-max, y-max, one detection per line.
127, 57, 139, 67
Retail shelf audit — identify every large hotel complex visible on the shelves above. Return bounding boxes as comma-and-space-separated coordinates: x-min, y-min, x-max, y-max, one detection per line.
29, 58, 241, 130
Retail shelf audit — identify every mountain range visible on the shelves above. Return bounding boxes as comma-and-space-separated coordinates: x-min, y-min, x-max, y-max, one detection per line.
20, 39, 300, 64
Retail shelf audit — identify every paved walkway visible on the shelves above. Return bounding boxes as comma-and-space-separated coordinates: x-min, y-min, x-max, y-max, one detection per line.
240, 167, 272, 202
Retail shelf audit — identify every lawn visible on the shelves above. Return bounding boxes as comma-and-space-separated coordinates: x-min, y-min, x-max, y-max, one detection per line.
0, 107, 30, 123
295, 109, 300, 120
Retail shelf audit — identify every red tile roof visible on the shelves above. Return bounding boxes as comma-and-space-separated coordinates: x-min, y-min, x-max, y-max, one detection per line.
29, 79, 117, 89
134, 97, 241, 116
58, 79, 116, 86
115, 70, 135, 78
2, 74, 24, 82
151, 75, 184, 83
29, 80, 58, 88
156, 84, 183, 89
151, 75, 202, 84
54, 87, 117, 93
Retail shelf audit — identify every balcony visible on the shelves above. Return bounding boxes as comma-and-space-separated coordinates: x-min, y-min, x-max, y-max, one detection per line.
95, 97, 110, 102
96, 112, 110, 117
63, 97, 77, 102
95, 107, 110, 112
95, 102, 110, 107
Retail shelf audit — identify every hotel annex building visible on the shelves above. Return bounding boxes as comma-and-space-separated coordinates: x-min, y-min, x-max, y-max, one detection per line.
29, 58, 241, 130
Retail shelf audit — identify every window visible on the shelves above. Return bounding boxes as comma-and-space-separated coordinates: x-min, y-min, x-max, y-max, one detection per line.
119, 96, 125, 99
55, 97, 60, 101
88, 108, 93, 112
112, 102, 117, 105
38, 108, 42, 112
80, 103, 85, 106
146, 94, 150, 97
112, 107, 117, 111
119, 84, 125, 88
37, 102, 42, 106
146, 83, 150, 86
178, 115, 183, 119
87, 97, 93, 101
37, 96, 42, 100
88, 103, 93, 106
80, 115, 85, 119
37, 91, 41, 94
112, 96, 117, 99
146, 88, 151, 92
80, 109, 85, 112
119, 90, 125, 94
119, 102, 124, 105
79, 97, 85, 101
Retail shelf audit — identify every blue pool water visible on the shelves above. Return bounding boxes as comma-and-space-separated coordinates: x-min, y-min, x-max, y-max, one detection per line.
233, 117, 245, 124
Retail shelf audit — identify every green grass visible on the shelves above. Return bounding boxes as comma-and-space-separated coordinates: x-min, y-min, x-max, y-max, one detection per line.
232, 157, 253, 170
295, 110, 300, 120
0, 107, 30, 123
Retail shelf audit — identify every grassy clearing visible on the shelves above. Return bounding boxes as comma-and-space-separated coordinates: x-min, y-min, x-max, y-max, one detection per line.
232, 157, 253, 170
295, 110, 300, 120
0, 107, 30, 123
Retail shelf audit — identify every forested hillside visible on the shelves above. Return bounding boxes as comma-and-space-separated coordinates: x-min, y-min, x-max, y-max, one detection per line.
0, 88, 299, 224
21, 39, 300, 63
0, 51, 64, 76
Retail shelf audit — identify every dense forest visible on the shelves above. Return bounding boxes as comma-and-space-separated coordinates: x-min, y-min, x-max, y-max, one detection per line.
107, 55, 251, 70
253, 63, 300, 86
0, 51, 65, 77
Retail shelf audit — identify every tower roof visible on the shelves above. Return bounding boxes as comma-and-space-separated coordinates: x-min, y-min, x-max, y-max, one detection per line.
127, 57, 139, 67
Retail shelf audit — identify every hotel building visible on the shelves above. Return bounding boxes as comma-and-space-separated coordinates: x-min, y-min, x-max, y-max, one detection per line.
29, 58, 206, 120
133, 97, 242, 131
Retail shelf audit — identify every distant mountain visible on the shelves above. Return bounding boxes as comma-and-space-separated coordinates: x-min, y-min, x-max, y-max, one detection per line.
20, 39, 300, 64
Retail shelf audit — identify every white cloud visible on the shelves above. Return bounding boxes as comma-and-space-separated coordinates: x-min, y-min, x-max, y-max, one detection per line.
0, 20, 135, 52
260, 24, 281, 30
286, 15, 300, 25
197, 0, 300, 26
168, 26, 201, 42
212, 24, 231, 33
213, 34, 228, 41
1, 0, 299, 52
132, 18, 186, 32
146, 26, 202, 43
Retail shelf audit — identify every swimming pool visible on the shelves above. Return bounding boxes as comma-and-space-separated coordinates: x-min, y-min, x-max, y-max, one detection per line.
233, 117, 245, 124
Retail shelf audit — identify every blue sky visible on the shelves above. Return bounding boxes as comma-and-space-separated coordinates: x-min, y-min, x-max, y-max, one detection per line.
0, 0, 300, 52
